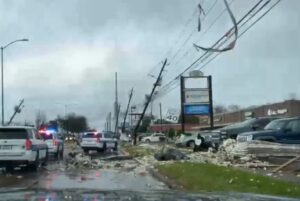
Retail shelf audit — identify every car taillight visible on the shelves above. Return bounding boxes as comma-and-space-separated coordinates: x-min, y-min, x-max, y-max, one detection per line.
53, 139, 58, 146
25, 139, 32, 150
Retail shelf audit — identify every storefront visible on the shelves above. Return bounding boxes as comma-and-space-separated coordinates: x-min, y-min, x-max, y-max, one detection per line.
214, 99, 300, 125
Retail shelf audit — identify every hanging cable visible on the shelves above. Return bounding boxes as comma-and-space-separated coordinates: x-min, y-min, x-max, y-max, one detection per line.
155, 0, 281, 100
194, 0, 238, 52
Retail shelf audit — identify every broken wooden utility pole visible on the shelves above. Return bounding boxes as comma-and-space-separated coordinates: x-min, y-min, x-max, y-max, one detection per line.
122, 88, 134, 133
7, 99, 24, 126
133, 59, 167, 145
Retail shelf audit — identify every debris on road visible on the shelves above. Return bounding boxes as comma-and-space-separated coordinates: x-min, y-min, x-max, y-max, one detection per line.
154, 147, 188, 161
102, 155, 133, 161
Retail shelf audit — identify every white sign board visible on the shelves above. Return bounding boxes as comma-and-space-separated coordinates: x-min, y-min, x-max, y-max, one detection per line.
184, 89, 209, 103
165, 108, 180, 123
267, 108, 288, 116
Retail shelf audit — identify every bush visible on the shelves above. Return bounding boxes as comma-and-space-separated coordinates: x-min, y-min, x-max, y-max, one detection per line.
168, 128, 175, 139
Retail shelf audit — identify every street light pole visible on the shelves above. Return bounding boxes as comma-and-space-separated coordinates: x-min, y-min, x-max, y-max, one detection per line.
1, 39, 29, 126
1, 47, 4, 126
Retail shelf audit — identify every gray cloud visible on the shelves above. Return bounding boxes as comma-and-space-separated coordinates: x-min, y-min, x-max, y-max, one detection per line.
1, 0, 300, 129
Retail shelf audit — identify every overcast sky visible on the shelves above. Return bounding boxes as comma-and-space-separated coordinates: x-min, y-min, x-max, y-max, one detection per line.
0, 0, 299, 129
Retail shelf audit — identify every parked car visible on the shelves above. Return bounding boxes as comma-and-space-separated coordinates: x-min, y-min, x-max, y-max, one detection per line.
120, 133, 131, 142
0, 126, 48, 171
194, 117, 279, 151
80, 132, 117, 153
141, 133, 166, 143
219, 117, 279, 139
138, 133, 152, 141
237, 117, 300, 144
198, 130, 223, 149
175, 133, 198, 148
40, 132, 64, 159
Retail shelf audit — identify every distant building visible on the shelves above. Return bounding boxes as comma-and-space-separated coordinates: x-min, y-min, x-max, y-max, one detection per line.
149, 99, 300, 133
213, 99, 300, 125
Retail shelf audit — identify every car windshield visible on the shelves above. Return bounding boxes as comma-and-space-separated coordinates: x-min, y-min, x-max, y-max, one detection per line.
82, 132, 101, 138
1, 1, 300, 199
40, 133, 54, 140
264, 120, 288, 130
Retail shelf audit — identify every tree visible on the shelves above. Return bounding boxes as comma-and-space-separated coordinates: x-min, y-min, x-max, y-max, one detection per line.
288, 93, 297, 100
57, 113, 88, 133
227, 104, 240, 112
35, 111, 47, 128
168, 128, 175, 139
178, 115, 199, 124
176, 129, 183, 136
153, 119, 172, 124
214, 105, 227, 114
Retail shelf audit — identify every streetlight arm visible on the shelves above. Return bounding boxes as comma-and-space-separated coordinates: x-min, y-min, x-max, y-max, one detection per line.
2, 39, 29, 49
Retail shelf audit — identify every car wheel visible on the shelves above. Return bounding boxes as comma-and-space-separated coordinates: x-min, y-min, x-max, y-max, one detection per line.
60, 149, 64, 158
5, 164, 14, 173
113, 142, 118, 151
54, 149, 60, 160
188, 141, 195, 149
83, 148, 89, 154
146, 139, 150, 143
103, 143, 107, 151
28, 151, 39, 171
42, 149, 48, 166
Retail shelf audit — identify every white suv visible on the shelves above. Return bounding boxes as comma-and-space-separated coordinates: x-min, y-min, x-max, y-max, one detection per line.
142, 133, 166, 143
80, 132, 117, 153
0, 126, 48, 171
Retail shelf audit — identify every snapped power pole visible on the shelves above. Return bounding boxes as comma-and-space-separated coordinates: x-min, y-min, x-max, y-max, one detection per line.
7, 99, 24, 126
122, 88, 134, 133
133, 59, 167, 145
114, 104, 121, 138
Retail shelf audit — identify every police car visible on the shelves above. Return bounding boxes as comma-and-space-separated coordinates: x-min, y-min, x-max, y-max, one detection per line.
39, 129, 64, 159
0, 126, 48, 171
80, 131, 117, 153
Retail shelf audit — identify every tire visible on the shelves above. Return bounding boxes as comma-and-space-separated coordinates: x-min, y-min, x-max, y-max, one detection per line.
113, 142, 118, 151
5, 164, 14, 173
60, 149, 64, 158
146, 139, 150, 143
97, 148, 104, 153
188, 141, 195, 149
42, 149, 48, 166
83, 149, 89, 154
28, 151, 39, 172
103, 143, 107, 151
54, 150, 59, 160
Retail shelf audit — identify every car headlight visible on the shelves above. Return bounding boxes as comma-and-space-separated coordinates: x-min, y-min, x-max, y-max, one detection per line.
246, 135, 253, 141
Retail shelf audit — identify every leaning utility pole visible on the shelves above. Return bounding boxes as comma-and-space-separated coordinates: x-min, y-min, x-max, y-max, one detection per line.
133, 59, 167, 145
159, 102, 163, 133
7, 99, 24, 126
122, 88, 134, 132
114, 104, 121, 138
108, 112, 112, 132
114, 72, 118, 133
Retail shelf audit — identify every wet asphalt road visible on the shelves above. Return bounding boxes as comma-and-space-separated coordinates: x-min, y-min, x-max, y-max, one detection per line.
0, 143, 167, 192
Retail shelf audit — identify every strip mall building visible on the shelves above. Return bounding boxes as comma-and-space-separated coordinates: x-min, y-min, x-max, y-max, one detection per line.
149, 99, 300, 133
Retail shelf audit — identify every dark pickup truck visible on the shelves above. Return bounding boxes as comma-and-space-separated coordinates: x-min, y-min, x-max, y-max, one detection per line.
195, 117, 278, 150
219, 117, 278, 139
237, 117, 300, 144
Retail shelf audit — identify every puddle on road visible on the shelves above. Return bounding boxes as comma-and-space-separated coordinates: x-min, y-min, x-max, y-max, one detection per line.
38, 169, 167, 191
